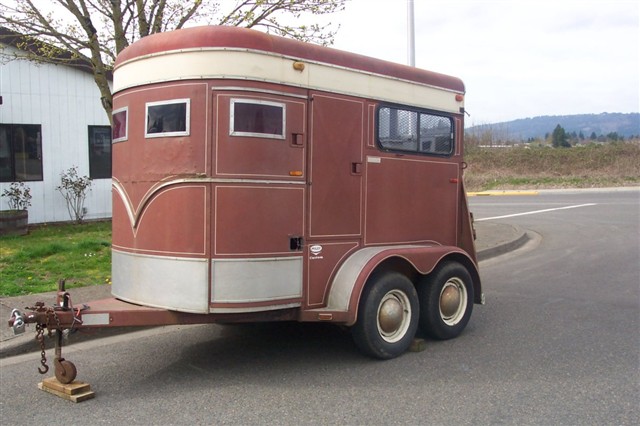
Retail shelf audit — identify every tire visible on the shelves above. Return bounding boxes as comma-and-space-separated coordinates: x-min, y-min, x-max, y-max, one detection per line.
418, 262, 474, 340
352, 272, 419, 360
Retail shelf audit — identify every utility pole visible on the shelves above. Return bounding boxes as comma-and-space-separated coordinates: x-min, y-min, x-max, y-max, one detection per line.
407, 0, 415, 66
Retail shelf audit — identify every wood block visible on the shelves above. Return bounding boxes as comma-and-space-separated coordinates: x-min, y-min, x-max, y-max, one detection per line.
409, 337, 427, 352
41, 377, 91, 395
39, 377, 95, 402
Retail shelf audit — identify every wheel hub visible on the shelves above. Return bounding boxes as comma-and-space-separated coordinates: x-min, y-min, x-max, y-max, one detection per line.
378, 297, 403, 334
440, 284, 461, 318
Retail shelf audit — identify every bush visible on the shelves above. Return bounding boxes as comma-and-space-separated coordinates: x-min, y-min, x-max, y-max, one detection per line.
57, 166, 92, 224
1, 182, 32, 211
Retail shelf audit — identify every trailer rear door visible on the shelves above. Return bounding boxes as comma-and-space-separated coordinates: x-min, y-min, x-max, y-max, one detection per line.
211, 90, 307, 311
305, 93, 364, 307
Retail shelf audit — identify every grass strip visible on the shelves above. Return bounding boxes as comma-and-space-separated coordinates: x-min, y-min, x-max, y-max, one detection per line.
0, 221, 111, 297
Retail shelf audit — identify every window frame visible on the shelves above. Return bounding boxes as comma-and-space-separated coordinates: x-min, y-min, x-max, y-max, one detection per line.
112, 106, 129, 143
145, 98, 191, 138
376, 104, 455, 157
229, 98, 287, 140
0, 123, 44, 182
88, 125, 112, 180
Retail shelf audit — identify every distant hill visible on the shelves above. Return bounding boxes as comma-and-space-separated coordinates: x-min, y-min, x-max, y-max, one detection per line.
467, 113, 640, 141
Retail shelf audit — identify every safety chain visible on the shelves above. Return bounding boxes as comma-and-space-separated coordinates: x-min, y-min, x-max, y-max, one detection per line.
35, 323, 48, 374
30, 305, 62, 375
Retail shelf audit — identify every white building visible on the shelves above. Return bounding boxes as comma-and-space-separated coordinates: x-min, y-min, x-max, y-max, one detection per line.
0, 28, 112, 223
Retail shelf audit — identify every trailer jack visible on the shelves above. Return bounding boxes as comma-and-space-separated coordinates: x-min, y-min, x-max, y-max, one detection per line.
7, 280, 99, 401
7, 279, 226, 400
9, 280, 80, 384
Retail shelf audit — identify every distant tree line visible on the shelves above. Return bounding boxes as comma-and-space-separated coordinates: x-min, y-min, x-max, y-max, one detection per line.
541, 124, 632, 147
467, 123, 638, 149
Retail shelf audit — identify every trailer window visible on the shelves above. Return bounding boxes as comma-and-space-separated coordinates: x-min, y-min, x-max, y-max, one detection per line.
145, 99, 190, 138
230, 99, 286, 140
378, 106, 453, 156
378, 108, 418, 151
112, 107, 128, 143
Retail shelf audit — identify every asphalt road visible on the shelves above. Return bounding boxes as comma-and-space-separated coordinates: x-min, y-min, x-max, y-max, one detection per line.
1, 189, 638, 424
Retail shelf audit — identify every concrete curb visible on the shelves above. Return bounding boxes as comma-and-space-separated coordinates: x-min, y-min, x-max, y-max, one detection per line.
0, 222, 529, 359
468, 190, 539, 197
477, 228, 530, 261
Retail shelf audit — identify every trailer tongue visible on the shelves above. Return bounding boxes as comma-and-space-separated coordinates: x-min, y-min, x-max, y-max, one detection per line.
8, 279, 297, 384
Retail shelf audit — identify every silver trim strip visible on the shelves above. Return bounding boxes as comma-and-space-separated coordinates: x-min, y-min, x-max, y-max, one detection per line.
327, 245, 425, 312
112, 249, 210, 313
211, 257, 303, 304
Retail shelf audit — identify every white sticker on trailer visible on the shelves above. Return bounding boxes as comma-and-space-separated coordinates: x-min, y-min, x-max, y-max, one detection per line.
367, 156, 381, 163
81, 313, 110, 326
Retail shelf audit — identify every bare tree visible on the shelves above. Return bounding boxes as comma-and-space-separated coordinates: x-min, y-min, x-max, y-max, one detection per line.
0, 0, 347, 122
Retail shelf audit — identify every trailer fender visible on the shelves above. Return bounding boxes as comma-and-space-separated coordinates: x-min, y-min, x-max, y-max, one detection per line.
326, 245, 479, 326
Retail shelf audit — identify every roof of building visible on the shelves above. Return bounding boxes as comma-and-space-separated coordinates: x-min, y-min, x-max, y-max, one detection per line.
0, 26, 112, 80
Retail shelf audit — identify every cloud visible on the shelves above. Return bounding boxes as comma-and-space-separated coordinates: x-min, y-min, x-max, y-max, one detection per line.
330, 0, 639, 124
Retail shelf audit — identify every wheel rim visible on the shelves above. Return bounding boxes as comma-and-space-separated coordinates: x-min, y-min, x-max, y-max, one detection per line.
377, 290, 412, 343
439, 277, 467, 326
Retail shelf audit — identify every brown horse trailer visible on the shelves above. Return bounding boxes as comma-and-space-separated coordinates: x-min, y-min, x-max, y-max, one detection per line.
9, 26, 482, 385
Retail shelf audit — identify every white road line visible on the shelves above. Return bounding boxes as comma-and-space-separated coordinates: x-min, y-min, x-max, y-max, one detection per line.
476, 203, 597, 222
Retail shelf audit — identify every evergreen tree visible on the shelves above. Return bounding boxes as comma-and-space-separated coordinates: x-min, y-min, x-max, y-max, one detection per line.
552, 124, 571, 148
606, 132, 620, 141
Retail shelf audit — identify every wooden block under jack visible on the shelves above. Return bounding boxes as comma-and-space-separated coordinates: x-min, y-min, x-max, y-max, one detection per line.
38, 377, 95, 402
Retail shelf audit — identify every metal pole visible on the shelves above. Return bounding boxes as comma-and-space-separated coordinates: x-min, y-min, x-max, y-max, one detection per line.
407, 0, 415, 66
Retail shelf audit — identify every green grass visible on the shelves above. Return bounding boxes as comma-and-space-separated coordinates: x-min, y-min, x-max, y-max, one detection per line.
0, 221, 112, 297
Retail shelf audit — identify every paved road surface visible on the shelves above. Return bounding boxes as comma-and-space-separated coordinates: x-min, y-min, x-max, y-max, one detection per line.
1, 188, 638, 424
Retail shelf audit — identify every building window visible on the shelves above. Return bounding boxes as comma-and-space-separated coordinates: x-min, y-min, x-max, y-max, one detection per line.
88, 126, 112, 179
0, 124, 43, 182
230, 99, 286, 139
145, 99, 190, 138
112, 107, 128, 143
377, 106, 454, 156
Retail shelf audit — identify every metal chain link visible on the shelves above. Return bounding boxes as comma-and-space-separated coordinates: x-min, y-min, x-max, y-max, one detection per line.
35, 323, 48, 374
31, 306, 63, 375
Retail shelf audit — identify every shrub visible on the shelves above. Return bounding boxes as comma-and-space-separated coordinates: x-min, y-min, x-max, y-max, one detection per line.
57, 166, 92, 224
1, 182, 32, 211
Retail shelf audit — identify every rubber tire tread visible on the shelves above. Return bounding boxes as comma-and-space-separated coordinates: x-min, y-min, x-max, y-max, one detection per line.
418, 261, 474, 340
352, 272, 419, 360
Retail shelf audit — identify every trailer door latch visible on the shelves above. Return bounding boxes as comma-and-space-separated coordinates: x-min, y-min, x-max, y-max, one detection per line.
290, 236, 304, 251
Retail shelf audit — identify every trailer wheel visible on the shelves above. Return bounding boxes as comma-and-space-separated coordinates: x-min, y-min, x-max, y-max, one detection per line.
352, 272, 419, 359
418, 262, 474, 340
